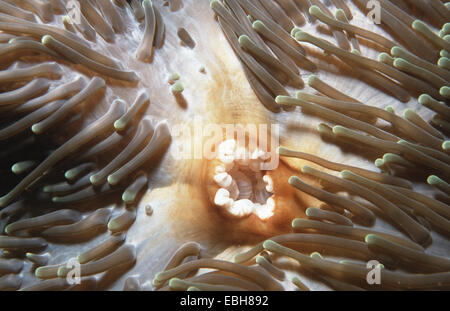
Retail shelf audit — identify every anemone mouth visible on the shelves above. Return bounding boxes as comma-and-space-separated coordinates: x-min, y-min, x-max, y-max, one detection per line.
212, 139, 275, 219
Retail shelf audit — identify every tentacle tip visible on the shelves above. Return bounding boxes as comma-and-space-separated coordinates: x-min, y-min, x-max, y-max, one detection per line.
374, 158, 384, 168
439, 86, 449, 97
171, 82, 184, 94
262, 239, 276, 250
288, 176, 298, 185
114, 120, 125, 132
310, 251, 322, 259
31, 124, 42, 135
364, 233, 378, 244
300, 165, 311, 173
41, 35, 53, 45
426, 175, 440, 185
309, 5, 321, 16
107, 175, 119, 186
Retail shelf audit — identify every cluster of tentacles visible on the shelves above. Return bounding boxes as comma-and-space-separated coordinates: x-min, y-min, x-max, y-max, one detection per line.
0, 0, 171, 290
154, 0, 450, 291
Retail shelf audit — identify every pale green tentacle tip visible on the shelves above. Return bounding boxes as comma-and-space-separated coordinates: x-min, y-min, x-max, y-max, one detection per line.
187, 286, 200, 291
238, 34, 251, 45
294, 30, 308, 41
152, 272, 164, 284
427, 175, 442, 186
310, 252, 322, 259
439, 86, 450, 97
65, 168, 79, 180
107, 219, 118, 231
4, 224, 12, 235
168, 72, 180, 83
291, 276, 301, 282
288, 175, 298, 185
76, 254, 85, 265
43, 185, 52, 193
340, 169, 352, 178
62, 15, 70, 23
51, 196, 61, 203
374, 158, 385, 168
151, 279, 158, 287
442, 141, 450, 151
317, 123, 330, 134
441, 23, 450, 37
290, 27, 301, 37
122, 190, 136, 204
309, 5, 321, 16
335, 8, 346, 18
107, 174, 119, 186
11, 162, 29, 175
392, 57, 406, 68
364, 233, 379, 244
402, 108, 414, 119
385, 105, 395, 113
418, 93, 431, 105
171, 81, 184, 93
34, 267, 44, 278
57, 266, 68, 278
438, 57, 449, 68
168, 277, 181, 287
41, 34, 53, 45
351, 49, 361, 56
291, 218, 296, 227
440, 50, 450, 58
252, 20, 263, 29
262, 239, 277, 250
210, 0, 219, 8
153, 272, 164, 283
382, 153, 394, 161
255, 255, 265, 264
390, 46, 402, 56
232, 253, 241, 263
377, 52, 391, 62
274, 95, 285, 105
31, 123, 42, 135
307, 74, 318, 86
114, 119, 126, 131
331, 125, 345, 135
142, 0, 152, 8
411, 20, 426, 31
169, 72, 180, 80
300, 164, 312, 174
305, 207, 316, 217
89, 174, 100, 186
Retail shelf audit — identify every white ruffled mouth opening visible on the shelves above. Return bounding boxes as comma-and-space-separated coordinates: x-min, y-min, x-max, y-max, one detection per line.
212, 139, 275, 220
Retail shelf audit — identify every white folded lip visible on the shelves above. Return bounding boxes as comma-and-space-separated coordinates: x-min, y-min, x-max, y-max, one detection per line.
212, 139, 275, 220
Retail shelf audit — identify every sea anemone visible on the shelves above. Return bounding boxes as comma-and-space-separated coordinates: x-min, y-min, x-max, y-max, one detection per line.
0, 0, 449, 291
